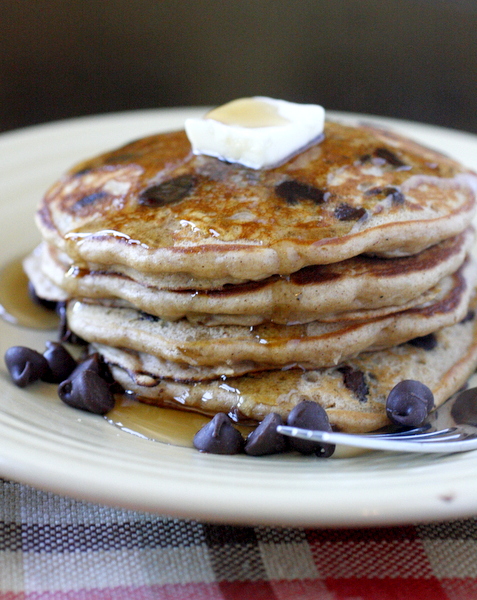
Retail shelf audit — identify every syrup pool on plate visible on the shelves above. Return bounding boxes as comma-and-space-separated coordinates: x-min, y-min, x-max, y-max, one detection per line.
106, 394, 253, 448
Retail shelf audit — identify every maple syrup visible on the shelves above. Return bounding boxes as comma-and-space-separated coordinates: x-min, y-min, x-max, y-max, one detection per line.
106, 394, 253, 448
107, 395, 210, 447
206, 98, 289, 128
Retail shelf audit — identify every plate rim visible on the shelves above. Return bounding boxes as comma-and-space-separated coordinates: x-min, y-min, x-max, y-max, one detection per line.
1, 108, 477, 527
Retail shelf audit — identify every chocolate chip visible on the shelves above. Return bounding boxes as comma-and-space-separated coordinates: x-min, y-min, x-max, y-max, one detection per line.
70, 353, 115, 387
275, 180, 325, 205
386, 380, 434, 427
338, 366, 369, 403
334, 203, 367, 221
286, 400, 335, 457
28, 282, 57, 311
374, 147, 407, 168
364, 187, 383, 196
451, 388, 477, 426
58, 369, 115, 415
138, 175, 196, 207
73, 192, 109, 211
387, 188, 405, 205
56, 302, 86, 345
193, 413, 244, 454
138, 311, 161, 323
42, 341, 77, 384
244, 413, 288, 456
408, 333, 438, 351
5, 346, 50, 388
364, 186, 404, 205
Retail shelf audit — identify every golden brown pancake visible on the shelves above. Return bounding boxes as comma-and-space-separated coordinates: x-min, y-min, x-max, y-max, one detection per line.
26, 228, 474, 325
36, 121, 477, 282
101, 303, 477, 433
66, 258, 475, 376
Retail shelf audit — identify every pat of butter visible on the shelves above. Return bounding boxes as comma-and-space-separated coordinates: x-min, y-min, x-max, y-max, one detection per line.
184, 97, 325, 169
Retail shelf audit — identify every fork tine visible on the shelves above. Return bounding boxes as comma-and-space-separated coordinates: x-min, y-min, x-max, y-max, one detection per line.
371, 426, 429, 438
276, 425, 477, 454
375, 428, 459, 441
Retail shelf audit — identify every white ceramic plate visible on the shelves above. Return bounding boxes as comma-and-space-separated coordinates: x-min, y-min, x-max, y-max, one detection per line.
1, 109, 477, 528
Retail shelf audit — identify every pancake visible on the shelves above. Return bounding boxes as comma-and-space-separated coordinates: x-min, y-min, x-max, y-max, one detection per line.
101, 303, 477, 433
66, 259, 476, 376
27, 228, 474, 325
27, 109, 477, 440
36, 121, 477, 282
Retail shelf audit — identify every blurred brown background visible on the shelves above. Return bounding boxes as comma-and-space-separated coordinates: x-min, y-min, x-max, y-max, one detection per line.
1, 0, 476, 134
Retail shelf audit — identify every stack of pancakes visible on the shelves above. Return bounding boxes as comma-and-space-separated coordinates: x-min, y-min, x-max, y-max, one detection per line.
27, 120, 477, 432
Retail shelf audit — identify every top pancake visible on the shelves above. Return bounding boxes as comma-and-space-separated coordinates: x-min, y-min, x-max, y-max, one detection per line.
36, 120, 477, 281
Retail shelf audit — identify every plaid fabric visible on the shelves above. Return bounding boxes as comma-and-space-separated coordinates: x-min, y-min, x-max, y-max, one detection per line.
1, 479, 477, 599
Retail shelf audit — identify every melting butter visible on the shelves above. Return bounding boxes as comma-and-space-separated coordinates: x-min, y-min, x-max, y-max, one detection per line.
207, 98, 290, 128
185, 97, 325, 170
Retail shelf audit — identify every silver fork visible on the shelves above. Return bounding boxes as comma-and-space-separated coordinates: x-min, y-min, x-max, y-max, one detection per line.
276, 389, 477, 454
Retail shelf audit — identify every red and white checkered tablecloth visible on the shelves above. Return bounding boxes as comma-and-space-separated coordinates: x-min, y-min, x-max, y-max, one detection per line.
2, 479, 477, 599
